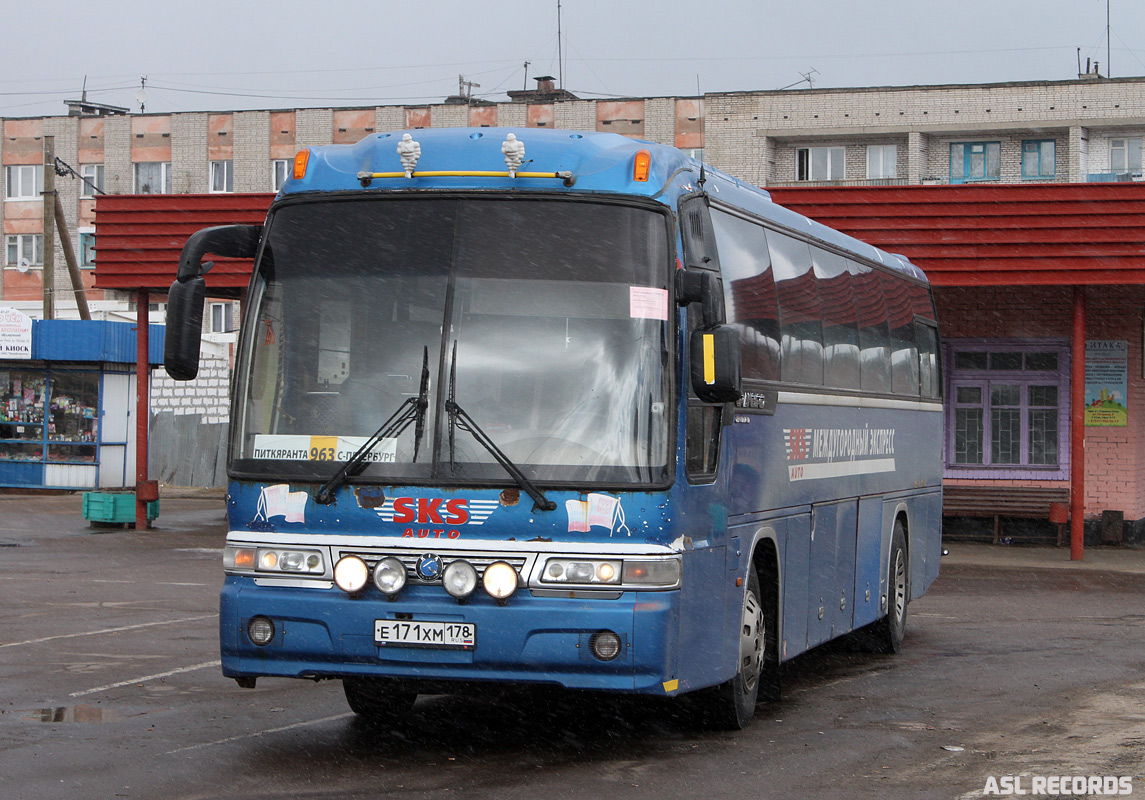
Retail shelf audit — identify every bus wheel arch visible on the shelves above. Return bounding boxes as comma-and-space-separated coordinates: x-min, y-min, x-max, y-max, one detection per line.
750, 539, 781, 703
859, 514, 910, 654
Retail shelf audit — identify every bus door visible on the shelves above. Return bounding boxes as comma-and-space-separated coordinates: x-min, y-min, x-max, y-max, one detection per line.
807, 499, 858, 647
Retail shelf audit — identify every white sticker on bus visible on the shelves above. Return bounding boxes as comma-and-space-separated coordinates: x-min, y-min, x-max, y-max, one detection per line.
783, 427, 897, 482
251, 434, 397, 463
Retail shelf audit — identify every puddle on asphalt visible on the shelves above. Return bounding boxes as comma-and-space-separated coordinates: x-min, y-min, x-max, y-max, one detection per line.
21, 705, 123, 723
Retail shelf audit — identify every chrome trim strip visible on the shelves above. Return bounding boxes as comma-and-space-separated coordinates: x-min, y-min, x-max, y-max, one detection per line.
225, 531, 681, 556
777, 391, 943, 412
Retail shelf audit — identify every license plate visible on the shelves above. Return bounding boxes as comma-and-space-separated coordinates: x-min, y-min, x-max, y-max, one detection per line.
374, 619, 476, 648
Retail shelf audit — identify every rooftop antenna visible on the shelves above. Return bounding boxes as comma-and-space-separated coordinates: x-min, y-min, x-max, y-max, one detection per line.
1107, 0, 1111, 78
557, 0, 564, 90
522, 60, 531, 91
80, 75, 88, 103
136, 75, 147, 113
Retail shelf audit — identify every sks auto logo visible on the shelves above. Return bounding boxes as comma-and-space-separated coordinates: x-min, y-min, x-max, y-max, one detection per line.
374, 497, 501, 539
782, 425, 897, 482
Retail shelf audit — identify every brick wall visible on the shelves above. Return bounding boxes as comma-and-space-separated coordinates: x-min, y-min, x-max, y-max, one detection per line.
150, 348, 232, 424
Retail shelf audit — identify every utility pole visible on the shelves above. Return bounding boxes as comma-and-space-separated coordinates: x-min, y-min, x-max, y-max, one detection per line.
42, 137, 56, 320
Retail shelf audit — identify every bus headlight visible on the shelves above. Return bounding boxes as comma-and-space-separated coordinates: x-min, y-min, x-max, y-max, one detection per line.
541, 558, 622, 586
443, 560, 478, 600
482, 561, 519, 602
373, 557, 407, 597
333, 556, 370, 594
622, 559, 681, 588
257, 548, 325, 574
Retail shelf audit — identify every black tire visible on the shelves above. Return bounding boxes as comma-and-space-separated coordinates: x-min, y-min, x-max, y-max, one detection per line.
342, 677, 417, 724
863, 520, 909, 654
708, 568, 766, 730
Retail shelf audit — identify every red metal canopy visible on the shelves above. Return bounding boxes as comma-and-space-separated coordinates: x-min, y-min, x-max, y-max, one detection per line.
766, 183, 1145, 286
94, 193, 274, 296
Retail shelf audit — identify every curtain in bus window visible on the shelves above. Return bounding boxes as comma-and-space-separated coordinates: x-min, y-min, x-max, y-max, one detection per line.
769, 231, 822, 386
811, 246, 859, 390
709, 209, 780, 382
881, 272, 920, 396
850, 260, 892, 394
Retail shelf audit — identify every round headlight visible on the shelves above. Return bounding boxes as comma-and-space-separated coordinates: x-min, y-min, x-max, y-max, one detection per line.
443, 560, 478, 600
373, 557, 407, 596
590, 630, 622, 661
482, 561, 519, 601
247, 615, 275, 646
333, 555, 369, 593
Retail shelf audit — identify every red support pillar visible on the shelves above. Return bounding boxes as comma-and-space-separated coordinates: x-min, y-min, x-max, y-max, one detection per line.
1070, 286, 1086, 561
135, 289, 157, 530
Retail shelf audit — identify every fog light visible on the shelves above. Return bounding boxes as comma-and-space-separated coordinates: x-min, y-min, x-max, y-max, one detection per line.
443, 560, 478, 600
334, 556, 369, 593
247, 615, 275, 646
590, 630, 622, 661
373, 557, 407, 597
482, 561, 519, 602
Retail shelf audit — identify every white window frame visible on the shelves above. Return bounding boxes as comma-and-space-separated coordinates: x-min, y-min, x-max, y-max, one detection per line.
5, 234, 44, 267
79, 227, 96, 268
272, 159, 289, 192
79, 164, 105, 198
210, 160, 234, 193
210, 302, 234, 333
133, 162, 171, 194
796, 146, 845, 181
5, 164, 43, 200
1110, 138, 1142, 174
866, 144, 897, 180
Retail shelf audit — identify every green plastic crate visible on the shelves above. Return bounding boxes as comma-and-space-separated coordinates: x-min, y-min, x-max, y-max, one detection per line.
82, 492, 160, 525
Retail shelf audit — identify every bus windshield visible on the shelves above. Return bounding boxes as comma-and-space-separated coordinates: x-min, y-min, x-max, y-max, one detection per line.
232, 196, 672, 487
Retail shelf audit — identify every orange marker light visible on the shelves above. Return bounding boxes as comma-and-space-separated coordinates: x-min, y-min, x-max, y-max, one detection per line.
633, 149, 652, 182
292, 149, 311, 180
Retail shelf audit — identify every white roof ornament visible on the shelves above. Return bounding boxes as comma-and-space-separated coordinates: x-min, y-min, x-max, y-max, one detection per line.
502, 133, 526, 178
397, 133, 421, 178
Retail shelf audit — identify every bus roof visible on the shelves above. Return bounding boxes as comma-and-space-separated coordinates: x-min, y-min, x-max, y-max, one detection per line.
286, 127, 927, 283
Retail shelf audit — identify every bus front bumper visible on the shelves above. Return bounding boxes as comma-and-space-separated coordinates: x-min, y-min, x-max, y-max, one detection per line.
220, 576, 682, 695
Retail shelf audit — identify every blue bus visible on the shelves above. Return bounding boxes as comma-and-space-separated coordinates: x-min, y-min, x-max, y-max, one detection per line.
165, 127, 943, 729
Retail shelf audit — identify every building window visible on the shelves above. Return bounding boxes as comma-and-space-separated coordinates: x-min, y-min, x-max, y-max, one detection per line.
210, 302, 234, 333
134, 162, 171, 194
79, 230, 96, 268
866, 145, 897, 179
796, 146, 845, 181
272, 159, 289, 191
946, 342, 1069, 478
5, 234, 44, 267
1110, 138, 1142, 174
79, 164, 105, 198
5, 165, 43, 200
210, 160, 234, 193
1022, 140, 1056, 179
950, 142, 1001, 182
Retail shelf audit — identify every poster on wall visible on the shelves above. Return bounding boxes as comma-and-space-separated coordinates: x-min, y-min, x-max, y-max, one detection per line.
1085, 340, 1128, 427
0, 307, 32, 359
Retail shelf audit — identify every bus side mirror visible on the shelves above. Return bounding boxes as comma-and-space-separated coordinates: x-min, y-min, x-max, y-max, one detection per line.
689, 325, 742, 404
164, 276, 206, 381
177, 224, 260, 281
675, 269, 725, 328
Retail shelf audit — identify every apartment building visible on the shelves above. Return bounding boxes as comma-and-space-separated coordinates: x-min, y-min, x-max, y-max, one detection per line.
6, 74, 1145, 315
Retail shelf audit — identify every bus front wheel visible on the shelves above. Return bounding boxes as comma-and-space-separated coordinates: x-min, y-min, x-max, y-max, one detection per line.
342, 677, 417, 725
708, 568, 766, 730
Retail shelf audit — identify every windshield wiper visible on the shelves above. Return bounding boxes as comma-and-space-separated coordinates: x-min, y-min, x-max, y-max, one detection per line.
314, 346, 430, 505
444, 342, 557, 513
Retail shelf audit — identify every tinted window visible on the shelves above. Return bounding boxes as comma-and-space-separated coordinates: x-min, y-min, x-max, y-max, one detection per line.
882, 271, 920, 395
769, 232, 822, 386
710, 209, 780, 382
851, 260, 891, 394
812, 246, 860, 390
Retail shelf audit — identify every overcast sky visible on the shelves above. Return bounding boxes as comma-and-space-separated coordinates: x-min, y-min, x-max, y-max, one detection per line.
3, 0, 1143, 117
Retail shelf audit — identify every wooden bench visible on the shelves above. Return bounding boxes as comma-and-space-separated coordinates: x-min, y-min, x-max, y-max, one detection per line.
942, 485, 1070, 545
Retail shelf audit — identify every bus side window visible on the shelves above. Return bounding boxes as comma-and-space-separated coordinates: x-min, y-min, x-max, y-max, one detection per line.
850, 260, 892, 394
708, 209, 780, 382
769, 231, 823, 387
916, 321, 940, 399
685, 403, 723, 480
882, 272, 921, 396
811, 246, 860, 390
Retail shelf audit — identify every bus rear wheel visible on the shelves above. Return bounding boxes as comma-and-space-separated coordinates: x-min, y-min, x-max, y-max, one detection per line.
708, 568, 765, 730
859, 520, 908, 654
342, 677, 417, 725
